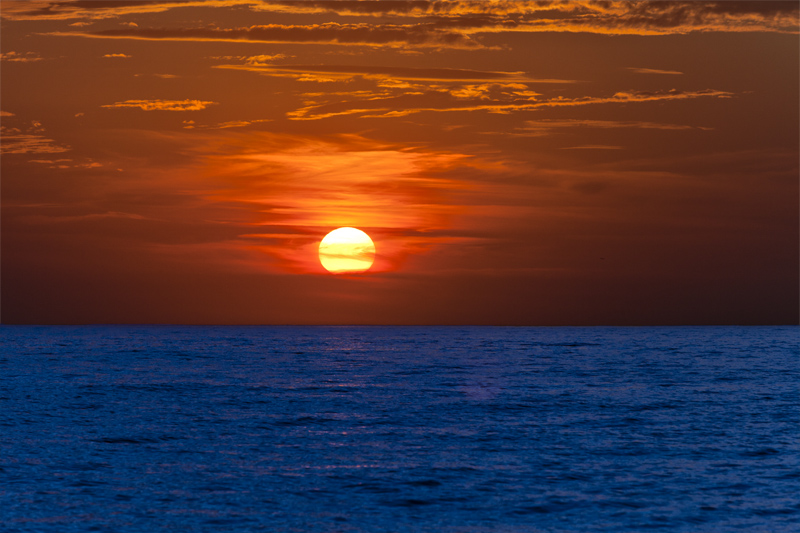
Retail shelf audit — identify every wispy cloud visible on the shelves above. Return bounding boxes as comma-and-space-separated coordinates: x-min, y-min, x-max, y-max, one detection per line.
101, 99, 217, 111
151, 131, 475, 272
520, 119, 711, 133
1, 127, 70, 154
183, 118, 272, 130
561, 145, 623, 150
628, 67, 683, 75
28, 158, 102, 169
1, 0, 219, 21
209, 54, 289, 67
287, 88, 734, 120
28, 158, 73, 164
214, 63, 572, 83
1, 119, 71, 154
0, 51, 44, 62
22, 211, 147, 224
103, 53, 131, 58
132, 73, 180, 79
48, 22, 485, 49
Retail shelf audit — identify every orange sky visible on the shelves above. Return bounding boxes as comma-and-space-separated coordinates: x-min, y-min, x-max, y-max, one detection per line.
1, 0, 798, 324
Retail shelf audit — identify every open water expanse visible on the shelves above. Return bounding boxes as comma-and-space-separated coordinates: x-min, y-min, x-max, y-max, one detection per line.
0, 326, 798, 532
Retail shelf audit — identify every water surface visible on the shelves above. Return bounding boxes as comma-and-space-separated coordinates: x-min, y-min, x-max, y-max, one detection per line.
1, 326, 798, 532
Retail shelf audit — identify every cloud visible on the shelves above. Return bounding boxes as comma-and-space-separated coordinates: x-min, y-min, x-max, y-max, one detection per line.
28, 158, 102, 169
132, 73, 180, 78
0, 51, 44, 62
7, 1, 798, 35
519, 119, 712, 134
29, 158, 73, 163
183, 118, 272, 130
81, 130, 473, 273
244, 54, 287, 64
214, 63, 572, 83
1, 110, 15, 117
286, 88, 734, 120
101, 99, 217, 111
561, 145, 623, 150
22, 211, 148, 224
209, 53, 287, 64
265, 1, 799, 34
0, 1, 220, 21
1, 119, 71, 154
103, 53, 131, 58
628, 67, 683, 75
0, 0, 423, 21
49, 22, 485, 49
1, 128, 70, 154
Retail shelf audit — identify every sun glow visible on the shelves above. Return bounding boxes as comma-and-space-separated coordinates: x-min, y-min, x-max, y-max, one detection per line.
318, 227, 376, 274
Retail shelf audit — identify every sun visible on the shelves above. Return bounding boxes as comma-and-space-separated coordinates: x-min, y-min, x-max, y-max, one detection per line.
318, 227, 376, 274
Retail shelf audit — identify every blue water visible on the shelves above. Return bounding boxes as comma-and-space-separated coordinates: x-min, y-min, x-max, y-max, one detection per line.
1, 326, 798, 532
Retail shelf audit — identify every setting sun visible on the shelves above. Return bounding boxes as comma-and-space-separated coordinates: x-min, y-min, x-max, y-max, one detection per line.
318, 227, 376, 274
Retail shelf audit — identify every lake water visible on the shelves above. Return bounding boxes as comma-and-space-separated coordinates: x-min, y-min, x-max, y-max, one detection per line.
1, 326, 798, 532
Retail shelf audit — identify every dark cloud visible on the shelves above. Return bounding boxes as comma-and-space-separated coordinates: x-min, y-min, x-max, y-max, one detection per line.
268, 1, 435, 15
16, 1, 796, 34
56, 23, 483, 48
1, 0, 190, 20
14, 0, 153, 18
268, 1, 798, 18
266, 1, 799, 34
632, 1, 799, 18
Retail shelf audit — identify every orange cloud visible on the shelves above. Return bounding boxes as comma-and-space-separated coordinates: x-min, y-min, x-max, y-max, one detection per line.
183, 118, 272, 130
519, 119, 712, 134
214, 63, 571, 83
0, 1, 230, 21
101, 99, 217, 111
27, 158, 102, 169
0, 51, 44, 62
50, 22, 484, 49
171, 132, 476, 273
1, 119, 70, 154
102, 53, 131, 58
271, 1, 799, 34
7, 1, 797, 35
628, 67, 684, 75
287, 88, 734, 120
561, 145, 623, 150
1, 129, 69, 154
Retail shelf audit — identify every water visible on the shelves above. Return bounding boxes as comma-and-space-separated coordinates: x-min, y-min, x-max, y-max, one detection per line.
1, 326, 798, 532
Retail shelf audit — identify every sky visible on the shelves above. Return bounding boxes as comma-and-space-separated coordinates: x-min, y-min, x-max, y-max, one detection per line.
1, 0, 798, 325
